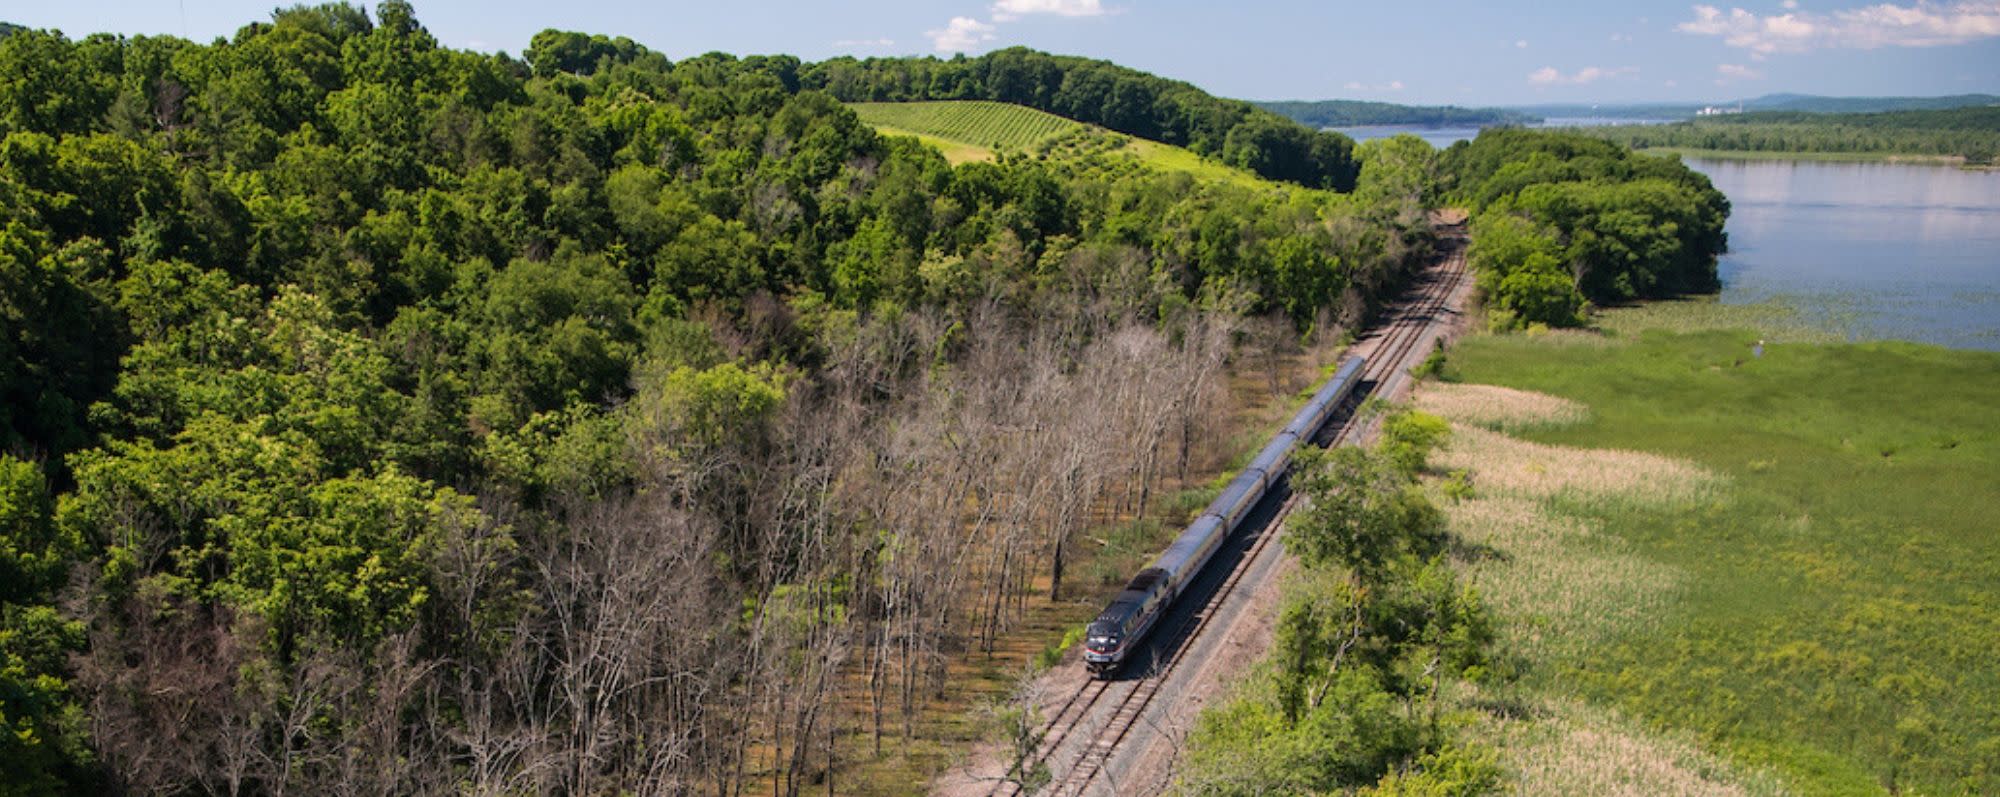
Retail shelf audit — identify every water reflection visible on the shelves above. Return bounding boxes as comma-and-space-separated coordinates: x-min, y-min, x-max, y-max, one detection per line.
1685, 158, 2000, 350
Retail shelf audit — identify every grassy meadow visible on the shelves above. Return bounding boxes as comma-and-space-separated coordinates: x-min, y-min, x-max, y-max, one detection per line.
1423, 307, 2000, 794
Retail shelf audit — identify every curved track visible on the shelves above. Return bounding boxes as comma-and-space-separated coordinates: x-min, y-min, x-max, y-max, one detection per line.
986, 229, 1470, 797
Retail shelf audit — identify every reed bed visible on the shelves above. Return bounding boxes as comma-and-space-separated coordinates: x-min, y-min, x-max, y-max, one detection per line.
1596, 299, 1847, 344
1454, 684, 1789, 797
1414, 382, 1591, 433
1445, 496, 1677, 662
1437, 425, 1722, 509
1427, 383, 1785, 792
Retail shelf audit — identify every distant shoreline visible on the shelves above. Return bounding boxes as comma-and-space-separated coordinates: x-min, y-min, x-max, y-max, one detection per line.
1635, 147, 1985, 168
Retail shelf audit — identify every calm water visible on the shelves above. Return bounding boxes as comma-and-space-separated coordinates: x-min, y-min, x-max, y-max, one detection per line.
1332, 117, 1658, 149
1332, 120, 2000, 349
1684, 158, 2000, 350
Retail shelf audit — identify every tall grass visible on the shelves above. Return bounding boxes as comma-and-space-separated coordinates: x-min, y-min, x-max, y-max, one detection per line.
1452, 682, 1789, 797
1441, 321, 2000, 794
1415, 382, 1591, 433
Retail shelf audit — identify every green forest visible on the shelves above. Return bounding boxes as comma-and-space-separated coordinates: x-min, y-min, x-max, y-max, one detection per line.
1444, 130, 1730, 329
1576, 106, 2000, 164
0, 4, 1728, 794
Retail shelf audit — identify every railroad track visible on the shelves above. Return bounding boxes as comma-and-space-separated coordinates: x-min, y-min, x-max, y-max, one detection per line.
988, 234, 1469, 797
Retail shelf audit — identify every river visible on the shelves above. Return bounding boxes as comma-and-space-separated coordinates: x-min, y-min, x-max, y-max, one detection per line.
1685, 158, 2000, 350
1332, 117, 1652, 150
1337, 123, 2000, 350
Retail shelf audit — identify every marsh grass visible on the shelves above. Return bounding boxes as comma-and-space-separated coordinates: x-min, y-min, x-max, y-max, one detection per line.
1438, 426, 1723, 509
1444, 496, 1679, 664
1452, 682, 1790, 797
1441, 324, 2000, 794
1595, 298, 1848, 344
1415, 382, 1591, 433
1413, 379, 1759, 787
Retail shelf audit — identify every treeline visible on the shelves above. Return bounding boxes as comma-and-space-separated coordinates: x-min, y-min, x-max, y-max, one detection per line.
1440, 129, 1730, 329
801, 47, 1361, 190
1256, 99, 1535, 129
1576, 106, 2000, 164
1740, 92, 1999, 114
0, 4, 1439, 794
1181, 412, 1502, 794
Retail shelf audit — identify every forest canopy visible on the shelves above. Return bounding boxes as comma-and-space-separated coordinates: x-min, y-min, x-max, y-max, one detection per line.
0, 4, 1442, 793
0, 3, 1729, 792
1441, 129, 1730, 329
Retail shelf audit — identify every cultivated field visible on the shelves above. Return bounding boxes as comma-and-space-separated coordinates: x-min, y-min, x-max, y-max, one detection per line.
1431, 303, 2000, 795
847, 100, 1275, 188
848, 101, 1082, 152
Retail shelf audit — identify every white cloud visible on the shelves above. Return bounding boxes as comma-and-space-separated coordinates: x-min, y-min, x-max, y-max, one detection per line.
991, 0, 1105, 21
1342, 79, 1407, 92
832, 37, 895, 48
927, 17, 996, 52
1610, 32, 1633, 41
1717, 62, 1766, 79
1516, 39, 1530, 48
1782, 0, 1799, 8
1528, 65, 1639, 85
1666, 78, 1681, 86
1678, 1, 2000, 54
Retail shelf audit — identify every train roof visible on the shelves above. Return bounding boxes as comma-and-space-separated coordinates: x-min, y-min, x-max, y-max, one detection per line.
1123, 567, 1168, 595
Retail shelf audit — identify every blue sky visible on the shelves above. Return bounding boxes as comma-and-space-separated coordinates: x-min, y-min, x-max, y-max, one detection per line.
9, 0, 1999, 105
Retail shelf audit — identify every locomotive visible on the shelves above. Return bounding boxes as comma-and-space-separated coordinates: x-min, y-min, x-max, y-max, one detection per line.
1082, 356, 1367, 677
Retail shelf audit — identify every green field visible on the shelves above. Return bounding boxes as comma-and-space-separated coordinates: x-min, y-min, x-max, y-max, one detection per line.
1437, 309, 2000, 794
847, 100, 1276, 188
848, 100, 1082, 152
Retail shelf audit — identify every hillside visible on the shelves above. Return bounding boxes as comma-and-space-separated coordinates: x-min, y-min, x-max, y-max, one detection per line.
805, 47, 1360, 190
1256, 99, 1537, 128
1742, 92, 1999, 113
847, 100, 1081, 157
848, 100, 1278, 188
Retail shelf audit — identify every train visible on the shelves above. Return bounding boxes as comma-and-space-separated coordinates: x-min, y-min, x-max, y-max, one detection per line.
1082, 356, 1367, 678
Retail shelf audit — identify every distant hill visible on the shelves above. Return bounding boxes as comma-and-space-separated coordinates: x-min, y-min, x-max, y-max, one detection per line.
1255, 99, 1537, 128
1506, 102, 1703, 121
1704, 105, 2000, 131
0, 22, 23, 39
1570, 105, 2000, 163
1509, 93, 1999, 121
1742, 93, 1999, 113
